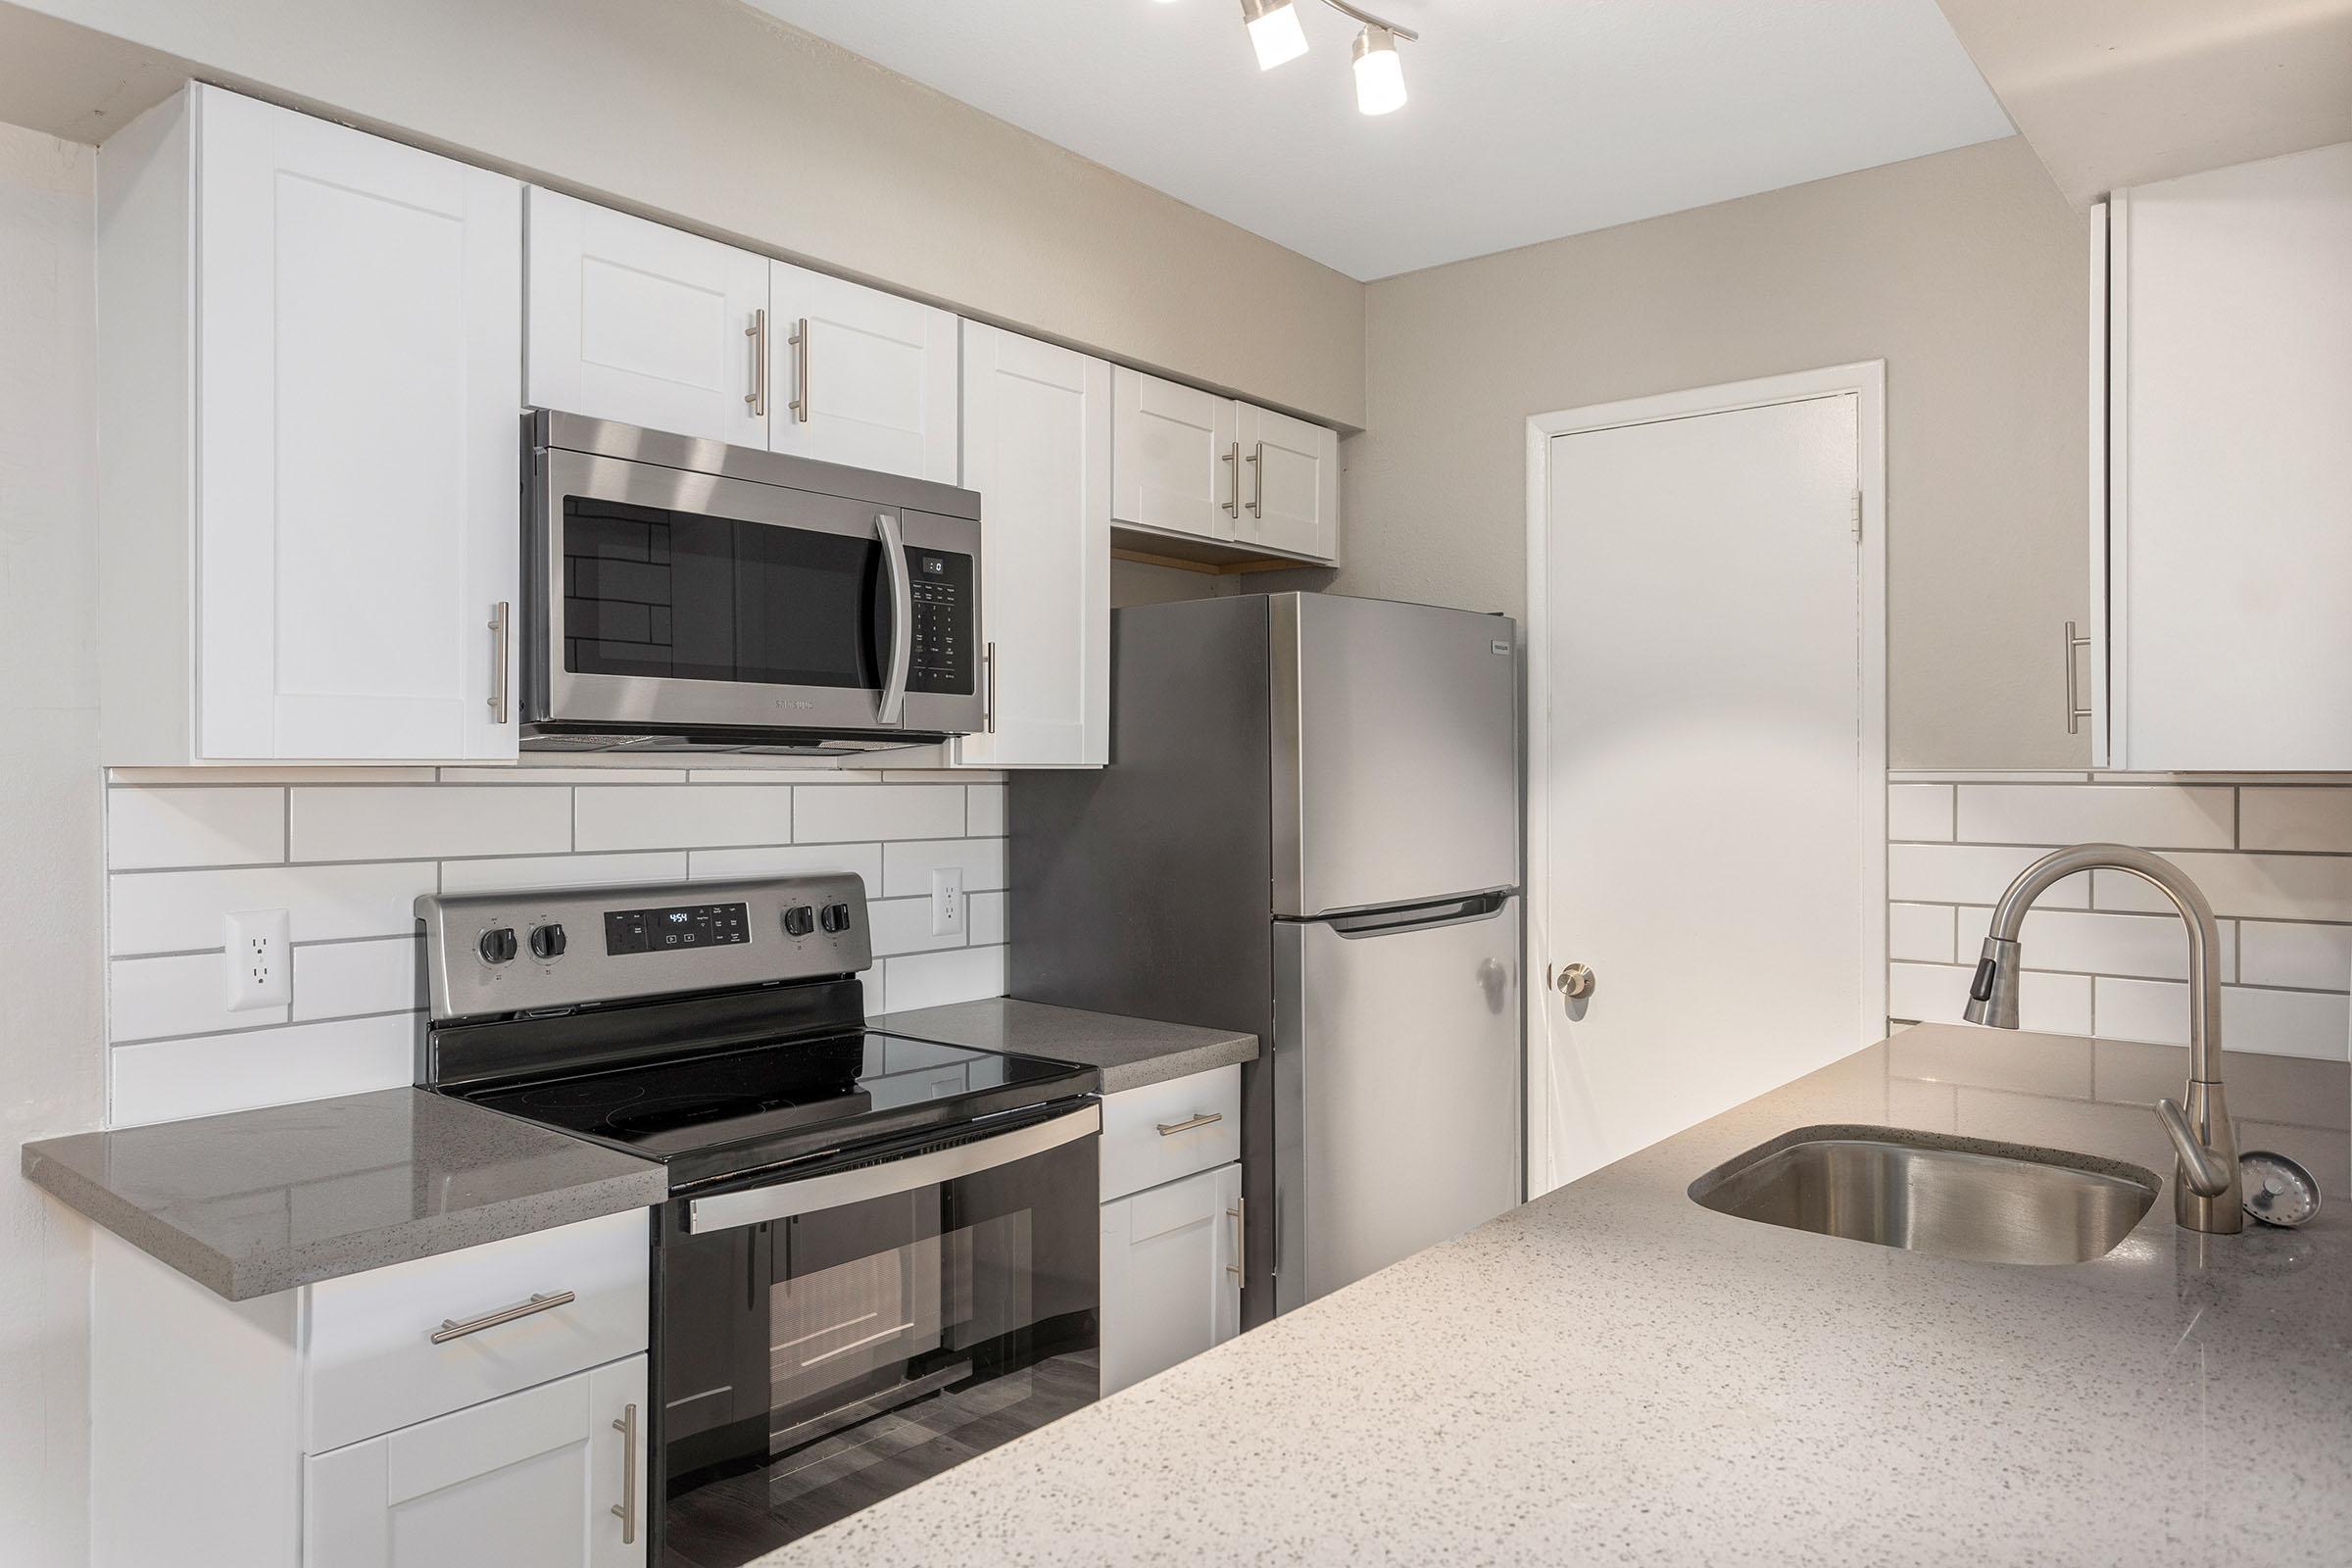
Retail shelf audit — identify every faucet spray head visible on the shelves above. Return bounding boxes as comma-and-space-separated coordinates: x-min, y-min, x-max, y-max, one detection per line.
1962, 936, 2022, 1029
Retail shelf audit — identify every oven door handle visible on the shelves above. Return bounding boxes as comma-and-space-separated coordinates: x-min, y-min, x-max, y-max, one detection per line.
875, 510, 913, 726
685, 1103, 1100, 1235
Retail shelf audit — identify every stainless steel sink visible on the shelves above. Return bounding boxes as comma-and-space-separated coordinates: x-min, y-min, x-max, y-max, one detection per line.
1689, 1126, 2160, 1265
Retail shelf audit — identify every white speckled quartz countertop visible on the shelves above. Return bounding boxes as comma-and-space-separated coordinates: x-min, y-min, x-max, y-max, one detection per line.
756, 1025, 2351, 1567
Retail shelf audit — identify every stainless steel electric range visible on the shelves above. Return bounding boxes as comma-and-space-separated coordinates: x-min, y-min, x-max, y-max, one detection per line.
416, 875, 1100, 1567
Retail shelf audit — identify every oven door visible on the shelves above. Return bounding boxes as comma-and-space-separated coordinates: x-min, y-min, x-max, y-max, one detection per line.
656, 1102, 1100, 1564
527, 444, 981, 739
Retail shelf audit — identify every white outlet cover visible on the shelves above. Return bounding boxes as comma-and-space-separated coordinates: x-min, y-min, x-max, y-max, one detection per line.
931, 866, 965, 937
225, 907, 292, 1011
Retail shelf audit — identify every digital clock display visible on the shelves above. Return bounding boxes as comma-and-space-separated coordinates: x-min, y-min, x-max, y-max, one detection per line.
604, 902, 750, 955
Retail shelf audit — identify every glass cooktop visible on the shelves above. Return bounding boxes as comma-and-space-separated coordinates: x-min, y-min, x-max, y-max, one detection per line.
460, 1029, 1085, 1163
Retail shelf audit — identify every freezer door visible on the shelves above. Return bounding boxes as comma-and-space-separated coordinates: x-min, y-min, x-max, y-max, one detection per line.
1272, 895, 1521, 1312
1270, 594, 1519, 917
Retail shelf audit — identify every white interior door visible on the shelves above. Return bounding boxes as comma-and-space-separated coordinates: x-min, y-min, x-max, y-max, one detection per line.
1108, 368, 1240, 541
1537, 393, 1865, 1189
766, 261, 958, 482
954, 322, 1110, 768
195, 86, 519, 762
524, 188, 768, 447
1236, 403, 1338, 561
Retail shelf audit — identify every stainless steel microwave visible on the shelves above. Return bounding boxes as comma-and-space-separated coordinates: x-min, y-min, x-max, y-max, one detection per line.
521, 411, 984, 754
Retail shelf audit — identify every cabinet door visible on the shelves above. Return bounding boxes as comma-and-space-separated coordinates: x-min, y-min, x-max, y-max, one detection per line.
304, 1355, 646, 1568
1237, 403, 1339, 562
2106, 142, 2352, 770
1109, 368, 1241, 542
1099, 1162, 1241, 1396
766, 261, 958, 482
954, 323, 1110, 768
194, 87, 520, 761
525, 188, 768, 447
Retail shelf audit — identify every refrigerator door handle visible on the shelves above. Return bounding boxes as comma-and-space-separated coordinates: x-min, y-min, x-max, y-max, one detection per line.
1319, 891, 1511, 939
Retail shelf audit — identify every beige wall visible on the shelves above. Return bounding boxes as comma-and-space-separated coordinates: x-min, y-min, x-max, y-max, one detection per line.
1337, 135, 2091, 768
0, 0, 1365, 427
0, 119, 103, 1567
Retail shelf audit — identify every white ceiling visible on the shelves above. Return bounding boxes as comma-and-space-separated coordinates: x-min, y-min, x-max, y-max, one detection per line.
750, 0, 2015, 280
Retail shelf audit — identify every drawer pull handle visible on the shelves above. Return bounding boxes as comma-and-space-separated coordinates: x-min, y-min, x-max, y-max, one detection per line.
1156, 1112, 1222, 1137
430, 1290, 575, 1345
612, 1400, 640, 1544
1227, 1200, 1245, 1285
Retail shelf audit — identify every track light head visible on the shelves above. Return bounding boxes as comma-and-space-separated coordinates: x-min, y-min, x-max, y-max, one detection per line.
1351, 24, 1406, 115
1240, 0, 1309, 72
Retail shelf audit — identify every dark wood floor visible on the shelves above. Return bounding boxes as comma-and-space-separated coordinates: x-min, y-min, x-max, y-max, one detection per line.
662, 1349, 1098, 1568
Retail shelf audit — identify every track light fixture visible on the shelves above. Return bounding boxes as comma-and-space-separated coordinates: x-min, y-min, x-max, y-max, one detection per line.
1225, 0, 1420, 112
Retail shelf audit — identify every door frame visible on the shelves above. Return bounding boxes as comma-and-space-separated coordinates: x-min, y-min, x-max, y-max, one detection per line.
1520, 362, 1888, 1195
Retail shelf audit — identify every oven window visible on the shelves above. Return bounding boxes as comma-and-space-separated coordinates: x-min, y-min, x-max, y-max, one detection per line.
660, 1126, 1097, 1564
562, 497, 887, 688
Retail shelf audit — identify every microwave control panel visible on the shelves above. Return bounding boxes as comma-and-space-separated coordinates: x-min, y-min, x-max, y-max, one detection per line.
904, 547, 975, 696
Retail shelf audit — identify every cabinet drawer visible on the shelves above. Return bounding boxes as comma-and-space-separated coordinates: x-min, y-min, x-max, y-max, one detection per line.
304, 1209, 649, 1454
1099, 1065, 1241, 1202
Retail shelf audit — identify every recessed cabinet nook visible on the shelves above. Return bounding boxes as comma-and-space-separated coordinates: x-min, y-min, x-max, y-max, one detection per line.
92, 84, 1345, 772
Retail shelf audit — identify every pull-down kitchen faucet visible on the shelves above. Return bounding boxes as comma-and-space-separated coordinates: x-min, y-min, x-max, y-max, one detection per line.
1961, 843, 2241, 1235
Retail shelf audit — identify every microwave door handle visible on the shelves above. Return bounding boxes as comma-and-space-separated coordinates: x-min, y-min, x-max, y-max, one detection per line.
875, 510, 912, 725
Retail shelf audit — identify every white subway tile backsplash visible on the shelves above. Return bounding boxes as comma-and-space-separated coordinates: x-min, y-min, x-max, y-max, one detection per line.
1888, 903, 1955, 963
438, 766, 686, 785
885, 944, 1007, 1012
574, 784, 793, 852
291, 786, 570, 862
1886, 785, 1953, 842
109, 767, 436, 785
867, 897, 966, 957
2092, 978, 2350, 1062
795, 785, 965, 844
2091, 853, 2352, 923
292, 938, 424, 1022
1954, 906, 2235, 984
109, 952, 287, 1043
1953, 783, 2234, 850
966, 785, 1006, 838
969, 890, 1007, 947
2238, 922, 2352, 992
2239, 788, 2352, 854
439, 852, 687, 895
689, 843, 884, 889
110, 861, 436, 956
882, 839, 1008, 898
108, 787, 284, 869
110, 1013, 416, 1127
1888, 845, 2089, 907
1887, 962, 2089, 1036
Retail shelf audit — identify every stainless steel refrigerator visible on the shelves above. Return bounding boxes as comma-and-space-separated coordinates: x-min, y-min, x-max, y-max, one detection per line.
1012, 592, 1521, 1325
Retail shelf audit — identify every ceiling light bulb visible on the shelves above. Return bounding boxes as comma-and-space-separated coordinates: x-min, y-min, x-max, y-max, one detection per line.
1352, 24, 1406, 115
1241, 0, 1309, 72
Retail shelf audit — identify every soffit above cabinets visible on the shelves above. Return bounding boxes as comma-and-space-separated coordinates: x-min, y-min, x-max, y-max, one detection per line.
1934, 0, 2352, 206
748, 0, 2013, 280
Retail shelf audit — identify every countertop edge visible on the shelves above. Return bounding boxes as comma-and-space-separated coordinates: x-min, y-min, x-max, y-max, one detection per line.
1093, 1036, 1257, 1094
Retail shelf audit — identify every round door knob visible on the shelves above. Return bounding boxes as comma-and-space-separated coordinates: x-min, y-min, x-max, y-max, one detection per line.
1557, 962, 1594, 1000
529, 923, 566, 960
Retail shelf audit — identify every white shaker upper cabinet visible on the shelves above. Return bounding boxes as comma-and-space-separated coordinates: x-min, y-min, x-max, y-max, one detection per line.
1109, 368, 1241, 543
1236, 403, 1340, 562
524, 189, 768, 447
955, 323, 1111, 768
2097, 141, 2352, 770
765, 261, 959, 483
98, 85, 522, 764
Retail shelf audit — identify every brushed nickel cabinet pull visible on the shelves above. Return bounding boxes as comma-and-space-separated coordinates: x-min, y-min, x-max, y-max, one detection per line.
611, 1400, 640, 1544
2063, 620, 2093, 735
486, 602, 512, 724
429, 1288, 573, 1344
745, 308, 768, 416
1221, 442, 1241, 518
1247, 442, 1265, 517
1155, 1111, 1222, 1137
788, 317, 811, 422
1227, 1199, 1245, 1285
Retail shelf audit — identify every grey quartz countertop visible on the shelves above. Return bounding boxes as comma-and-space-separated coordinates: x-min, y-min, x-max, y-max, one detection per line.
21, 1087, 666, 1300
872, 998, 1257, 1094
759, 1025, 2351, 1567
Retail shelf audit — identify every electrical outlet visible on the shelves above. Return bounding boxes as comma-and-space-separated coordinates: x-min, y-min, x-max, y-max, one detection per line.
930, 867, 965, 937
225, 908, 291, 1011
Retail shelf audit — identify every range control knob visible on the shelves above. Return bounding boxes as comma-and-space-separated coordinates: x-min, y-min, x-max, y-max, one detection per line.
819, 903, 853, 934
529, 923, 566, 960
478, 926, 518, 964
781, 905, 816, 938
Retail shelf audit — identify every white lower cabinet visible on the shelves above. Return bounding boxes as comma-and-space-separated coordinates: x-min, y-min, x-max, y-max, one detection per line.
1101, 1161, 1242, 1396
306, 1355, 648, 1568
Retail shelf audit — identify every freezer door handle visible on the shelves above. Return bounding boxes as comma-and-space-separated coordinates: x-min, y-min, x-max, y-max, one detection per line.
1320, 890, 1510, 939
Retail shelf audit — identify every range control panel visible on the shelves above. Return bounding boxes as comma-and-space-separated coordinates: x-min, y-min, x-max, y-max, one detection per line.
417, 874, 871, 1022
904, 546, 975, 696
